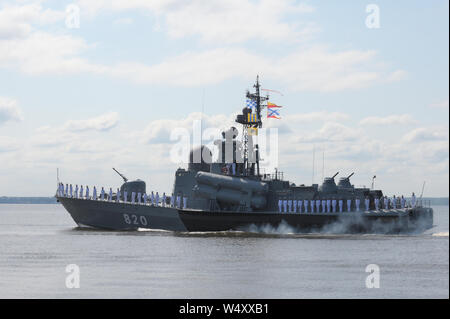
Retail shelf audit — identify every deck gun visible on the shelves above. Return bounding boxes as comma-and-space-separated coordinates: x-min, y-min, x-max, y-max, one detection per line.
113, 167, 128, 183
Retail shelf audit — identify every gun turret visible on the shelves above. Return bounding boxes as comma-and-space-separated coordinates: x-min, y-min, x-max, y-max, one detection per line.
332, 172, 339, 179
338, 172, 354, 189
112, 167, 128, 183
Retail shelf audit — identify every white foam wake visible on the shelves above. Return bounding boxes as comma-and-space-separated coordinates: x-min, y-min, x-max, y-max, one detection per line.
432, 232, 449, 237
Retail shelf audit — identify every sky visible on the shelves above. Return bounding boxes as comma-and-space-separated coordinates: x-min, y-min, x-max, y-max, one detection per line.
0, 0, 448, 197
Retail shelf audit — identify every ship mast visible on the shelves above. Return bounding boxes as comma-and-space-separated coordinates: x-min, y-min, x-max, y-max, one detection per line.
237, 76, 268, 177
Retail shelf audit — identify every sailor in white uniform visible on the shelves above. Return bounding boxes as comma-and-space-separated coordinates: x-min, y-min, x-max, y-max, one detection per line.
151, 191, 155, 206
321, 200, 326, 213
374, 197, 379, 210
100, 187, 105, 201
383, 196, 388, 209
355, 198, 360, 211
278, 199, 282, 213
79, 185, 84, 199
283, 199, 287, 213
93, 186, 97, 200
401, 196, 406, 208
411, 192, 416, 208
332, 199, 337, 213
183, 196, 187, 209
231, 163, 236, 175
143, 192, 148, 204
293, 199, 298, 213
170, 194, 174, 207
162, 193, 166, 207
304, 199, 308, 213
116, 188, 121, 202
338, 199, 343, 213
316, 199, 320, 213
392, 195, 397, 209
176, 195, 181, 208
123, 191, 127, 203
310, 200, 314, 213
85, 186, 89, 199
298, 200, 303, 213
131, 192, 136, 204
109, 188, 113, 202
74, 185, 78, 198
288, 200, 292, 213
156, 192, 160, 207
364, 197, 370, 211
69, 184, 73, 198
326, 199, 331, 213
347, 199, 351, 212
137, 192, 141, 204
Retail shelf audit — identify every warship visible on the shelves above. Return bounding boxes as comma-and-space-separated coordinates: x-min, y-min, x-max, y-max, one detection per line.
56, 77, 434, 233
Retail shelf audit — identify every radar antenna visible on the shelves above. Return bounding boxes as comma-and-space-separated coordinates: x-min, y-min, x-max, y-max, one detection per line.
112, 167, 128, 183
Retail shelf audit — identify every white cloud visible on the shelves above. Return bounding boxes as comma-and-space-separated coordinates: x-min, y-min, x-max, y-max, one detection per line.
296, 122, 361, 143
0, 3, 64, 39
104, 47, 392, 92
290, 111, 349, 123
29, 113, 119, 150
0, 31, 101, 75
0, 2, 403, 93
359, 114, 416, 126
0, 97, 23, 124
264, 111, 350, 134
77, 0, 317, 44
136, 112, 234, 144
386, 70, 408, 82
0, 135, 18, 152
429, 99, 449, 109
63, 112, 119, 132
402, 127, 449, 143
1, 32, 394, 91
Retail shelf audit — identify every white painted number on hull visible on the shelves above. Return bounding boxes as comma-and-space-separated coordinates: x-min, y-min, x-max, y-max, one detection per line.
123, 213, 148, 226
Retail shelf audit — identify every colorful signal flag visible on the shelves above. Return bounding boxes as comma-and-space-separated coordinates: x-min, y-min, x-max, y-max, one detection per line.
267, 101, 282, 119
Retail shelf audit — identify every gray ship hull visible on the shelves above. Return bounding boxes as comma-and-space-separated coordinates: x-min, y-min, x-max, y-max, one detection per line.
58, 197, 187, 231
57, 196, 433, 234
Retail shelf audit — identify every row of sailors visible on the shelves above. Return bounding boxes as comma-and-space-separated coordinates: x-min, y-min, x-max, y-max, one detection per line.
57, 183, 188, 208
277, 195, 414, 213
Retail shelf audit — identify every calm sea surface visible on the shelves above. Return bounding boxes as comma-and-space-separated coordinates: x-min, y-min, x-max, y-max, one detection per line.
0, 204, 448, 298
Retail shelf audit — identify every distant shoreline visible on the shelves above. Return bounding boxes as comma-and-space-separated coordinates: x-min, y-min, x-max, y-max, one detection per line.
0, 196, 448, 205
0, 197, 58, 204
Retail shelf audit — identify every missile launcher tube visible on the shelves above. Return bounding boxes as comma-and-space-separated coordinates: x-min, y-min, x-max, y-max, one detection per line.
193, 184, 267, 209
195, 172, 268, 193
